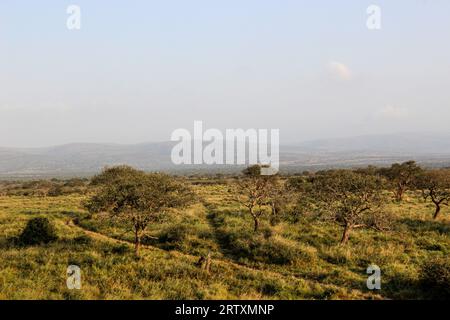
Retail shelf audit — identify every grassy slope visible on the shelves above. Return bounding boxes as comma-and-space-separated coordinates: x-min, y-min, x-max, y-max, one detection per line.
0, 184, 449, 300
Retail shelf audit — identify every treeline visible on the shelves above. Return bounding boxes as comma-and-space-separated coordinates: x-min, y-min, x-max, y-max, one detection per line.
0, 178, 89, 197
235, 161, 449, 245
2, 161, 449, 252
75, 161, 449, 256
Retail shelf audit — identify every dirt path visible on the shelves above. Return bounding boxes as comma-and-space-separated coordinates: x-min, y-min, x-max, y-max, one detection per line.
65, 217, 381, 299
67, 219, 156, 249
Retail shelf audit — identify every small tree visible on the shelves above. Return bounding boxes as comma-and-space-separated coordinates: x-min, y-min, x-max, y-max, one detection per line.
308, 170, 389, 244
286, 176, 317, 222
85, 166, 194, 256
236, 165, 276, 232
416, 169, 450, 219
264, 176, 285, 215
379, 161, 423, 202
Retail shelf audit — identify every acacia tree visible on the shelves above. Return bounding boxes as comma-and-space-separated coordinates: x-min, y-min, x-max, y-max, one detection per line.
85, 166, 194, 256
264, 175, 287, 215
236, 165, 275, 232
286, 175, 319, 222
416, 169, 450, 219
379, 161, 423, 202
309, 170, 390, 244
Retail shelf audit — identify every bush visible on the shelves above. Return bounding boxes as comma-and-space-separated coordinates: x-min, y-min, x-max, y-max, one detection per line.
254, 239, 298, 265
48, 186, 64, 197
159, 224, 190, 244
222, 232, 297, 265
19, 217, 58, 245
419, 257, 450, 299
260, 280, 283, 296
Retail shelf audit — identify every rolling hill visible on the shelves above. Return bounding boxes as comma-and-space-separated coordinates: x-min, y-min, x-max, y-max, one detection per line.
1, 133, 450, 178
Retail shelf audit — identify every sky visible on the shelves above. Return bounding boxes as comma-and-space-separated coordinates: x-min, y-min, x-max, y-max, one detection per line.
1, 0, 450, 148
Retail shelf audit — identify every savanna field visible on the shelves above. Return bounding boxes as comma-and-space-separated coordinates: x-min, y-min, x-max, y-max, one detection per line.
0, 170, 449, 300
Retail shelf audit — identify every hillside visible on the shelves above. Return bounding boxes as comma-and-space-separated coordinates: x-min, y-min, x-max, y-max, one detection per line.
2, 133, 450, 177
0, 182, 448, 299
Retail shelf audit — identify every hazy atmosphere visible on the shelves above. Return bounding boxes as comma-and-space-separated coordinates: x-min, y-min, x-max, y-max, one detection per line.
1, 1, 450, 306
1, 0, 450, 148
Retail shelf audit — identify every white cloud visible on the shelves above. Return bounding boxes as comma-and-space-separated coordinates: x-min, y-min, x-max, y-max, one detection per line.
329, 61, 352, 80
377, 105, 410, 119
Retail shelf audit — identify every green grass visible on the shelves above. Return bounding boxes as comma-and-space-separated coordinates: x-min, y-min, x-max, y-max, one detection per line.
0, 186, 449, 300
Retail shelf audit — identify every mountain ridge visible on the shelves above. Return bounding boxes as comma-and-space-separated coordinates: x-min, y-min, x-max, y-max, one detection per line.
2, 132, 450, 177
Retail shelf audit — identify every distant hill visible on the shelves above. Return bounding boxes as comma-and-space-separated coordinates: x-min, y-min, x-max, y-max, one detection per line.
0, 142, 176, 178
294, 132, 450, 154
1, 133, 450, 178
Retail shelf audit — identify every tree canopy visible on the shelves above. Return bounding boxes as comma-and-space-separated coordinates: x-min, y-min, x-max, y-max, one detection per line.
85, 166, 194, 256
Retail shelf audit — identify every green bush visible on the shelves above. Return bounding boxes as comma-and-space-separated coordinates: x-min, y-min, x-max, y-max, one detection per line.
159, 224, 191, 244
255, 240, 297, 265
156, 224, 195, 252
19, 217, 58, 245
419, 257, 450, 299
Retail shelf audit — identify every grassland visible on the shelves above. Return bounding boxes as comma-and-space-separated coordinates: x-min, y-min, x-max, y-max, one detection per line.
0, 182, 449, 300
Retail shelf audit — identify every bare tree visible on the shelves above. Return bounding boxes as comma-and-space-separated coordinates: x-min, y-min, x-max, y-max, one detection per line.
416, 169, 450, 219
236, 165, 275, 232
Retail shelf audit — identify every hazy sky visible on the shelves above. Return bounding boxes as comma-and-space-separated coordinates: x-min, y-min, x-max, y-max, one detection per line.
1, 0, 450, 147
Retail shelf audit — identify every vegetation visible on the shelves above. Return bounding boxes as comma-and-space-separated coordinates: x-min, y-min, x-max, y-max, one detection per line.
0, 163, 449, 300
84, 166, 194, 256
18, 217, 58, 245
419, 256, 450, 299
416, 169, 450, 219
379, 161, 423, 202
300, 170, 390, 244
0, 178, 89, 197
235, 165, 279, 232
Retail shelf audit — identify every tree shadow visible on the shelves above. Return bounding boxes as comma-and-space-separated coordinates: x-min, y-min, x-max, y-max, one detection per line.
0, 235, 73, 249
205, 209, 239, 259
206, 208, 259, 261
381, 276, 435, 300
206, 208, 300, 266
399, 217, 450, 235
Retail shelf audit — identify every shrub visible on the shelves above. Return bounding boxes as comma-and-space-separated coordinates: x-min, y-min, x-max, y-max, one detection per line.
222, 232, 297, 265
254, 239, 298, 265
419, 257, 450, 299
159, 224, 190, 244
19, 217, 58, 245
48, 186, 64, 197
260, 280, 283, 296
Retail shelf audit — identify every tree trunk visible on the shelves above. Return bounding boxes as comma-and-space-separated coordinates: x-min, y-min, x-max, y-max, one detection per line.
196, 252, 212, 274
433, 203, 441, 220
395, 187, 404, 202
134, 228, 141, 257
271, 202, 277, 216
340, 225, 351, 245
250, 206, 259, 232
253, 216, 259, 232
